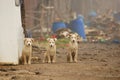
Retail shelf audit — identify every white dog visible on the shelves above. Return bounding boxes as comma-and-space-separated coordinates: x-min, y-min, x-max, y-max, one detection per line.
20, 38, 33, 64
43, 38, 57, 63
67, 33, 78, 62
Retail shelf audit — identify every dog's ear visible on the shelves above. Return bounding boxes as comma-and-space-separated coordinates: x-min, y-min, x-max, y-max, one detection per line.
75, 33, 80, 40
31, 38, 34, 42
75, 33, 78, 37
47, 38, 50, 41
54, 38, 57, 41
24, 38, 26, 41
24, 38, 27, 44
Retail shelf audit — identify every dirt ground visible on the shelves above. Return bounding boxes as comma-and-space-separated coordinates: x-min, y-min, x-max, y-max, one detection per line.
0, 42, 120, 80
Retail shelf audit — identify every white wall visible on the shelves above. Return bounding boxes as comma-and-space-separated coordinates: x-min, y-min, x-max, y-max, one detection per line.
0, 0, 24, 65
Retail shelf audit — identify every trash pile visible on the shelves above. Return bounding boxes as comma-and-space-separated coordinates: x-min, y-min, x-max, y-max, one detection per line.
86, 10, 120, 43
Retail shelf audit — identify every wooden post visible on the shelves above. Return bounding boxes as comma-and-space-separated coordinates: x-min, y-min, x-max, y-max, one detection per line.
21, 0, 27, 37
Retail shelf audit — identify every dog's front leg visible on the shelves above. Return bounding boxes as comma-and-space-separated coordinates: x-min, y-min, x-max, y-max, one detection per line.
28, 54, 31, 64
69, 52, 73, 62
23, 55, 27, 64
74, 50, 78, 62
47, 55, 51, 63
52, 54, 56, 63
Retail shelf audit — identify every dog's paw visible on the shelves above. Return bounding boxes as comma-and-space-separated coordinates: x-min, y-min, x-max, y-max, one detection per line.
24, 63, 27, 65
48, 61, 51, 63
28, 62, 31, 64
74, 59, 77, 63
43, 60, 45, 63
52, 60, 56, 63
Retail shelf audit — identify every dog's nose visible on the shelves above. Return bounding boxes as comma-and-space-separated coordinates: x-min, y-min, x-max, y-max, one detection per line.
50, 45, 53, 47
28, 44, 31, 46
73, 40, 75, 43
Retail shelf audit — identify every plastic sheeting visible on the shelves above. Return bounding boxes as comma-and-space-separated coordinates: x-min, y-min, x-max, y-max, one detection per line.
69, 16, 86, 40
52, 22, 66, 33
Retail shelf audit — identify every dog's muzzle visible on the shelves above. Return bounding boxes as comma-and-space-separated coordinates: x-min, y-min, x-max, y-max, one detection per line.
50, 45, 53, 47
27, 43, 31, 46
72, 40, 75, 43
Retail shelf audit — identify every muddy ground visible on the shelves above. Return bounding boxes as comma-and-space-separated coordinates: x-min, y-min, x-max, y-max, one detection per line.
0, 42, 120, 80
